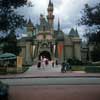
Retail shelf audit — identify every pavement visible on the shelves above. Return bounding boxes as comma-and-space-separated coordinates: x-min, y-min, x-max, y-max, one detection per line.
0, 64, 100, 79
1, 64, 100, 100
1, 77, 100, 86
9, 85, 100, 100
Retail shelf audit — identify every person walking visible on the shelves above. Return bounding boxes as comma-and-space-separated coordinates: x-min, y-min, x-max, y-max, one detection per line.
61, 61, 66, 73
37, 60, 41, 68
55, 60, 58, 67
52, 60, 54, 68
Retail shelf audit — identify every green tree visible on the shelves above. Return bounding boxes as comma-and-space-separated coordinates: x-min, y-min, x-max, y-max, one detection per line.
2, 33, 21, 55
91, 44, 100, 61
0, 0, 28, 55
80, 3, 100, 61
80, 4, 100, 26
80, 3, 100, 43
0, 0, 27, 34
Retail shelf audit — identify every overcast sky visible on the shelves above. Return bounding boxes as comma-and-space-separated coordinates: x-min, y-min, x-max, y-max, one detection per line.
17, 0, 100, 37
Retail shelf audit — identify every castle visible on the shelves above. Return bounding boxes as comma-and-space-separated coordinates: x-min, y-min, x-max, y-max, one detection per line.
18, 0, 87, 65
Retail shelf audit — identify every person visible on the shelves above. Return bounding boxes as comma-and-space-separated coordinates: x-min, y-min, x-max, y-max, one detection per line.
45, 59, 48, 66
55, 60, 58, 66
37, 60, 41, 68
52, 60, 54, 67
61, 61, 66, 73
67, 62, 71, 71
41, 57, 46, 69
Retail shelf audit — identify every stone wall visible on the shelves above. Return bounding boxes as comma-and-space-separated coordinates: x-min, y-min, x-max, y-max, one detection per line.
74, 43, 81, 60
65, 45, 73, 59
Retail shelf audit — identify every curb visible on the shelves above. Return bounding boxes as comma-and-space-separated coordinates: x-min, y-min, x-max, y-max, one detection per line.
1, 75, 100, 79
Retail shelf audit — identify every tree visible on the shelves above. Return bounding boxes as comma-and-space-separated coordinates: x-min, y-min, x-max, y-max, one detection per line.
80, 3, 100, 43
80, 3, 100, 26
0, 0, 27, 34
2, 33, 21, 55
0, 0, 28, 56
80, 3, 100, 61
91, 44, 100, 61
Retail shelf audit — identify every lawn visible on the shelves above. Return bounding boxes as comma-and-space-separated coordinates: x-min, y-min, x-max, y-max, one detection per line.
0, 66, 29, 75
71, 66, 85, 71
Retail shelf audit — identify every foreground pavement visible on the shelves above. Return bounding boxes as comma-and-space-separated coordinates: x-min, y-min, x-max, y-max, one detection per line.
1, 77, 100, 85
1, 65, 100, 100
9, 85, 100, 100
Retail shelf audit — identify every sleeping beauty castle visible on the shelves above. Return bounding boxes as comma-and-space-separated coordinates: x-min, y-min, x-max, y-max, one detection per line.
17, 0, 87, 65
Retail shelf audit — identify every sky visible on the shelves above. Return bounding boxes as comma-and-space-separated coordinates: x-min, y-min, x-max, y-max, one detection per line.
16, 0, 100, 38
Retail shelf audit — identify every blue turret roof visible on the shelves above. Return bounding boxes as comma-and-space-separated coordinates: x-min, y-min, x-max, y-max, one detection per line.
49, 0, 53, 6
69, 28, 79, 37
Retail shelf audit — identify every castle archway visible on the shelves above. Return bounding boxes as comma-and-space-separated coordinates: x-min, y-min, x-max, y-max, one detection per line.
39, 51, 51, 60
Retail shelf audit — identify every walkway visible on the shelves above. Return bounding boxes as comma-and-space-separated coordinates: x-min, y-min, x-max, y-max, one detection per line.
1, 64, 100, 100
0, 64, 100, 78
25, 64, 62, 73
9, 85, 100, 100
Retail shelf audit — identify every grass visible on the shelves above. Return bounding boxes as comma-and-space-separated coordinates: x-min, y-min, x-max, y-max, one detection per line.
22, 66, 29, 73
71, 66, 85, 71
71, 65, 100, 73
0, 68, 7, 74
0, 66, 29, 75
85, 66, 100, 73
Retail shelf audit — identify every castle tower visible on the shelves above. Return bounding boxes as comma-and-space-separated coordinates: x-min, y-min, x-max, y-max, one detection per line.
47, 0, 54, 31
58, 18, 60, 31
27, 19, 35, 37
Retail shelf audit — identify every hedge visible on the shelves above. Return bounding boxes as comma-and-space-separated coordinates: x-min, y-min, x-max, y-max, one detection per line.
0, 66, 29, 74
85, 66, 100, 73
67, 59, 83, 65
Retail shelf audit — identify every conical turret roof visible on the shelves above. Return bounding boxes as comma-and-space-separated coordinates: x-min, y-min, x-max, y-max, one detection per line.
27, 19, 34, 27
69, 28, 79, 37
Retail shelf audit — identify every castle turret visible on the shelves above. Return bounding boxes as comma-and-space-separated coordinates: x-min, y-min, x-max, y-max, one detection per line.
47, 0, 54, 31
27, 19, 35, 37
58, 18, 61, 32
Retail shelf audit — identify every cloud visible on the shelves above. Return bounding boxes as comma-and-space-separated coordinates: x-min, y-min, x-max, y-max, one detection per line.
16, 0, 100, 37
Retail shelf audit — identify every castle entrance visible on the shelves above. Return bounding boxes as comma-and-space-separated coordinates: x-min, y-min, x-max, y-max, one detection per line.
39, 51, 51, 61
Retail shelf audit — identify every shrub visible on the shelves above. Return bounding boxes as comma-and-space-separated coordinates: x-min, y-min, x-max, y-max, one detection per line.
67, 58, 83, 65
0, 68, 6, 74
85, 66, 100, 73
71, 66, 85, 71
0, 81, 9, 99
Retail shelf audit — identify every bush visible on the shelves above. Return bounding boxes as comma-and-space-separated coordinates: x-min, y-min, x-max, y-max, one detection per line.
22, 67, 29, 73
85, 66, 100, 73
0, 66, 29, 75
91, 45, 100, 62
0, 68, 6, 74
86, 61, 100, 66
71, 66, 85, 71
0, 81, 9, 100
67, 58, 83, 65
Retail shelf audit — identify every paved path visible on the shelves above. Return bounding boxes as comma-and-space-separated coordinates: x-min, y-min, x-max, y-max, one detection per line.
1, 65, 100, 100
9, 85, 100, 100
1, 77, 100, 86
25, 64, 62, 73
0, 64, 100, 78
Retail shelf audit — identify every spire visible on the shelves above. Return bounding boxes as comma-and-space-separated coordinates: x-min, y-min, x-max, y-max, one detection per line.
28, 19, 32, 24
69, 28, 79, 37
58, 18, 60, 31
75, 28, 79, 37
27, 18, 33, 27
69, 28, 75, 37
49, 0, 52, 6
